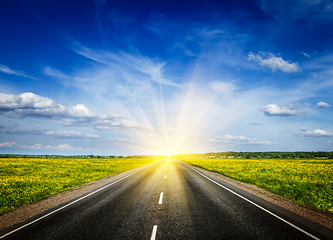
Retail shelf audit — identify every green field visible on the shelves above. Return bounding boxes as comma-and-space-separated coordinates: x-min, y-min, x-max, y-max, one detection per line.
180, 158, 333, 214
0, 157, 160, 215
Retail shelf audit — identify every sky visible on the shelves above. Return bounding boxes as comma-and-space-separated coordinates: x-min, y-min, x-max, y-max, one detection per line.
0, 0, 333, 156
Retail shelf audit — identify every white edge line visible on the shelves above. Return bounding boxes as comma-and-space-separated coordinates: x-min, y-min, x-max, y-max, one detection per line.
150, 225, 158, 240
0, 163, 154, 239
158, 192, 164, 204
187, 165, 321, 240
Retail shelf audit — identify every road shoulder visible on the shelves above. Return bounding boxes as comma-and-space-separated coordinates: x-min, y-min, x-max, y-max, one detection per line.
180, 162, 333, 231
0, 165, 148, 231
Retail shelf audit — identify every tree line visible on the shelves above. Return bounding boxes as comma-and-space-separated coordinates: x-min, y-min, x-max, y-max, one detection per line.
0, 154, 167, 159
172, 151, 333, 159
2, 152, 332, 159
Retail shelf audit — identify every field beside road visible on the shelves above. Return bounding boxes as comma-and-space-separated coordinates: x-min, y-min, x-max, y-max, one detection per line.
179, 158, 333, 214
0, 157, 160, 215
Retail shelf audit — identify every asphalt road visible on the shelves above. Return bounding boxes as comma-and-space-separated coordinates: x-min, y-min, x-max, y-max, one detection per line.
1, 159, 332, 240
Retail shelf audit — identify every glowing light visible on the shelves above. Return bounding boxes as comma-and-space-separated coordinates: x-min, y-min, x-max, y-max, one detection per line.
111, 58, 221, 156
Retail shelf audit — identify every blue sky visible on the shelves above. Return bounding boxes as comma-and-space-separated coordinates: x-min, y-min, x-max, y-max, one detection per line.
1, 0, 333, 155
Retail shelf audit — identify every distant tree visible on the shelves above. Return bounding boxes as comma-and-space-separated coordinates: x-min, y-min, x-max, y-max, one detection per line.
110, 155, 115, 158
22, 155, 27, 158
118, 156, 123, 158
89, 154, 94, 158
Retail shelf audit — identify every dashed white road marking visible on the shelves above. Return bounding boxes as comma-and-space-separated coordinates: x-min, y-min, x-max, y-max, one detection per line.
150, 225, 158, 240
158, 192, 164, 204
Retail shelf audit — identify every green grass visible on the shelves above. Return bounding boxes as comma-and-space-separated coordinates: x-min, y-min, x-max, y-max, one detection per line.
0, 157, 160, 215
180, 158, 333, 214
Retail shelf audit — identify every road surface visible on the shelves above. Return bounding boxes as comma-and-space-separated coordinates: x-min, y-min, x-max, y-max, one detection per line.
1, 159, 332, 240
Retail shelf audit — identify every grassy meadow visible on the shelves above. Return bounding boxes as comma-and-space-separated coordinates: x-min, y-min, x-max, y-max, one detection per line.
180, 158, 333, 214
0, 157, 160, 215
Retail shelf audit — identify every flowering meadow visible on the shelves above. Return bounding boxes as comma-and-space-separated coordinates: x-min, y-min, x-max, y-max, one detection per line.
0, 157, 159, 215
180, 158, 333, 214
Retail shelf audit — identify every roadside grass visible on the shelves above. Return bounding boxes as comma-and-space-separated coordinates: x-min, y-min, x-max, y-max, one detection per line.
0, 157, 160, 215
180, 158, 333, 214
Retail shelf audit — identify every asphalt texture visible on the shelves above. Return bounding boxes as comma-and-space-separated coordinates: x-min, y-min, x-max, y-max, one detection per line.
1, 159, 332, 240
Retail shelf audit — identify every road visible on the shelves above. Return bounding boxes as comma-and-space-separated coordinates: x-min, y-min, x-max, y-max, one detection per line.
1, 159, 332, 240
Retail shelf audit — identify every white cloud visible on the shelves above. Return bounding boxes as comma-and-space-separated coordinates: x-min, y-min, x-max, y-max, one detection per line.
0, 92, 58, 111
0, 142, 85, 151
209, 135, 271, 145
302, 52, 311, 58
0, 64, 36, 79
248, 52, 300, 72
0, 92, 149, 130
60, 118, 150, 130
71, 46, 180, 87
45, 131, 100, 139
43, 67, 71, 86
317, 101, 330, 108
261, 104, 303, 116
8, 105, 97, 119
0, 124, 99, 138
1, 97, 98, 119
297, 128, 333, 137
0, 141, 42, 149
0, 124, 30, 134
209, 81, 236, 96
20, 143, 43, 150
45, 144, 78, 151
43, 48, 181, 114
0, 142, 19, 148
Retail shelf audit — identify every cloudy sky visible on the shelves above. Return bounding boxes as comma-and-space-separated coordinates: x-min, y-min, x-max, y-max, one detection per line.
1, 0, 333, 155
